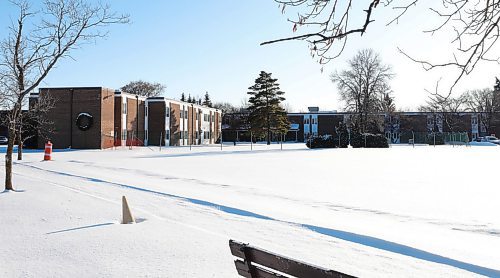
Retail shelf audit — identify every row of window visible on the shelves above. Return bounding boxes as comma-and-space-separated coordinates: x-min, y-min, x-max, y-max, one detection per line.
143, 106, 219, 123
127, 129, 215, 142
178, 130, 212, 140
304, 118, 318, 125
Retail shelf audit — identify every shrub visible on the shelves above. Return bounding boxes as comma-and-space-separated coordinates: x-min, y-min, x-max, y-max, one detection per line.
350, 133, 389, 148
306, 133, 389, 149
306, 135, 336, 149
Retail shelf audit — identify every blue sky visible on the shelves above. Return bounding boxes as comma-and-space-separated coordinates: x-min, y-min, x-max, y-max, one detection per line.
1, 1, 499, 112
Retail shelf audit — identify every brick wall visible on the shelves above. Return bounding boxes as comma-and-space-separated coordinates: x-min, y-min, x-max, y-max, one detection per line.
147, 102, 165, 146
170, 103, 181, 146
39, 87, 113, 149
114, 95, 122, 144
100, 88, 115, 149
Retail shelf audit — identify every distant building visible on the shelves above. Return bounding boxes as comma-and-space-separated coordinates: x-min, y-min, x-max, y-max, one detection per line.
29, 87, 221, 149
222, 107, 500, 144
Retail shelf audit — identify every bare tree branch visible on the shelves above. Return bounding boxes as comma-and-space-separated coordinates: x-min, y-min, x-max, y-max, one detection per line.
0, 0, 129, 190
267, 0, 500, 92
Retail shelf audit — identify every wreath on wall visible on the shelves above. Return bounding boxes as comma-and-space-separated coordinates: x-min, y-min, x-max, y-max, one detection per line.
76, 112, 93, 131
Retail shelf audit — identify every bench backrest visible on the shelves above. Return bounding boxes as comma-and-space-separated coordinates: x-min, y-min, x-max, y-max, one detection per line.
229, 240, 357, 278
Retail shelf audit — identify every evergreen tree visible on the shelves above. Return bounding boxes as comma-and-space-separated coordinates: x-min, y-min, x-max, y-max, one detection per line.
180, 93, 186, 102
202, 91, 212, 107
187, 94, 192, 103
247, 71, 290, 145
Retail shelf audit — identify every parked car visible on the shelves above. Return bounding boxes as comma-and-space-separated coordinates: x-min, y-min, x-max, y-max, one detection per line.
482, 136, 500, 145
0, 136, 8, 145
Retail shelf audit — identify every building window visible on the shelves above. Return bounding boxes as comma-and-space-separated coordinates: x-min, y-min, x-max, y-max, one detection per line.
122, 129, 127, 140
427, 117, 434, 126
123, 102, 127, 114
472, 115, 478, 125
166, 130, 170, 140
166, 107, 170, 117
145, 108, 148, 117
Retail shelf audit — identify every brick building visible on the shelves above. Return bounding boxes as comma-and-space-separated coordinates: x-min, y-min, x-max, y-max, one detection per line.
29, 87, 221, 149
32, 87, 115, 149
145, 97, 220, 146
114, 91, 146, 146
223, 107, 500, 144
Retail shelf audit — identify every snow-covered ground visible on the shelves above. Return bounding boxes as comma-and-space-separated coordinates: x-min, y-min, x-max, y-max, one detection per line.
1, 143, 499, 277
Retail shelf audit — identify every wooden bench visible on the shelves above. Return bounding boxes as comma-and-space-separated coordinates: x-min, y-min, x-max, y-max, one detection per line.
229, 240, 357, 278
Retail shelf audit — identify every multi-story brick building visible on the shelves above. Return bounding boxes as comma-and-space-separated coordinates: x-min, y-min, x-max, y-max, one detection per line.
145, 97, 220, 146
29, 87, 221, 149
114, 91, 146, 146
31, 87, 115, 149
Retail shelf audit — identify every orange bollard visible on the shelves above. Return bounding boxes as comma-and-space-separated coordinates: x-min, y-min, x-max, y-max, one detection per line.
44, 141, 53, 161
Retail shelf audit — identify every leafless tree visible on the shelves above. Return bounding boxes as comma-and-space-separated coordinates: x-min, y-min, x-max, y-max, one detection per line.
331, 49, 394, 133
121, 80, 166, 97
419, 83, 468, 132
213, 102, 241, 115
463, 87, 500, 134
0, 0, 128, 191
15, 92, 57, 161
266, 0, 500, 93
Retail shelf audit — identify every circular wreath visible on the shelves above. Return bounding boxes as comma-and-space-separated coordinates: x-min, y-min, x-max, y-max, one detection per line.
76, 112, 94, 131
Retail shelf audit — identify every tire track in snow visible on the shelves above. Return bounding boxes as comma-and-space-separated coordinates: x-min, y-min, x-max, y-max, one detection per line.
62, 159, 498, 235
13, 170, 230, 240
14, 162, 500, 277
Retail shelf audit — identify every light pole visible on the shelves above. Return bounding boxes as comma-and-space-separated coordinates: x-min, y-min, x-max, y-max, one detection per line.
190, 104, 194, 151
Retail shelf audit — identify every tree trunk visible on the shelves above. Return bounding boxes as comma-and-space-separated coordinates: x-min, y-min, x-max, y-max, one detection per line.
5, 127, 15, 191
17, 126, 23, 161
266, 112, 271, 145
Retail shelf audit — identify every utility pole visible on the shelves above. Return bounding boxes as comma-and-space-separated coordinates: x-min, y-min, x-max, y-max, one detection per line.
190, 104, 193, 151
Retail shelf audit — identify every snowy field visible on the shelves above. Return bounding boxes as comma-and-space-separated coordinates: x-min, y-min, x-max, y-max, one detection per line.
1, 143, 500, 277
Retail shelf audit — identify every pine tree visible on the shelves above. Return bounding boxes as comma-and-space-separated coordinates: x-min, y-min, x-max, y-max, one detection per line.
181, 93, 186, 102
202, 92, 212, 107
247, 71, 290, 145
187, 94, 192, 103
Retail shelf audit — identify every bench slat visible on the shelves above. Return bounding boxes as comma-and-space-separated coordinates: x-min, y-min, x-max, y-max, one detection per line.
235, 259, 283, 278
230, 240, 356, 278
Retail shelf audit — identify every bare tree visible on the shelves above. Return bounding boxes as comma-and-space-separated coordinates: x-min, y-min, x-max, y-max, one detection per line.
266, 1, 500, 92
419, 86, 468, 132
0, 0, 128, 191
331, 49, 394, 133
15, 92, 56, 160
213, 102, 241, 115
463, 87, 500, 135
121, 80, 165, 97
380, 93, 396, 114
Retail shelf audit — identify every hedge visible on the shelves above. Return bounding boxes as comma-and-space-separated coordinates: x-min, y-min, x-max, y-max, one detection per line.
306, 133, 388, 149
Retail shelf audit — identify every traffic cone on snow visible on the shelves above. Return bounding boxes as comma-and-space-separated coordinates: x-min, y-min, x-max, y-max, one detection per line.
121, 196, 135, 224
44, 141, 53, 161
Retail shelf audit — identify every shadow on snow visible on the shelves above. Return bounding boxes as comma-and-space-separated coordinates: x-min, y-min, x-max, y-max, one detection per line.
20, 163, 500, 277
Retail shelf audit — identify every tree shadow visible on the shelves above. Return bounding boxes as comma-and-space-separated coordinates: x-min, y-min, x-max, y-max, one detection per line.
24, 162, 500, 276
46, 222, 114, 235
0, 189, 26, 194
